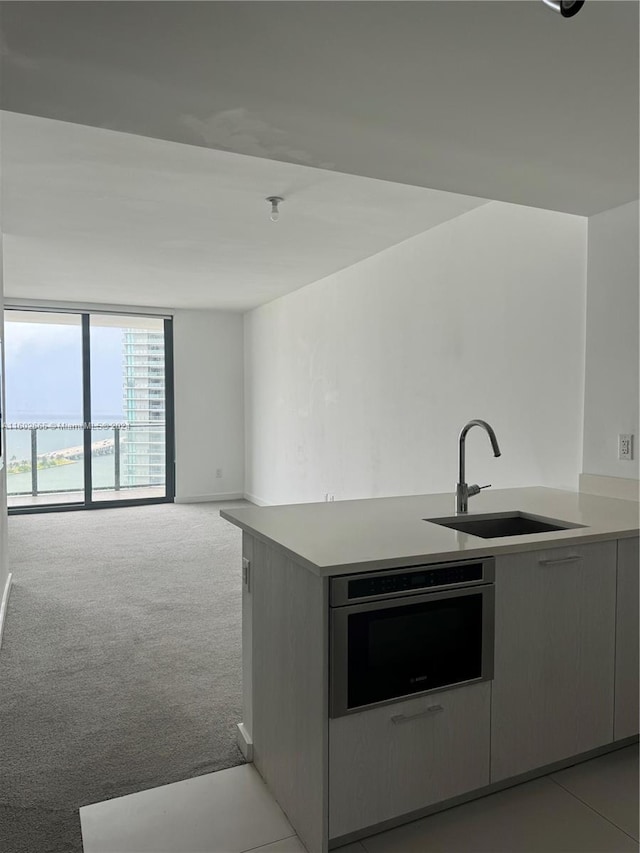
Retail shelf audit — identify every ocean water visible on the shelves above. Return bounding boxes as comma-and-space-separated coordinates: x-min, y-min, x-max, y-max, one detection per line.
6, 455, 117, 495
4, 420, 138, 496
5, 427, 117, 461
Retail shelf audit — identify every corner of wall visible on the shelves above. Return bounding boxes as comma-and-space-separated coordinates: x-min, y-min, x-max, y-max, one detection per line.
173, 309, 245, 502
582, 199, 639, 482
0, 572, 13, 651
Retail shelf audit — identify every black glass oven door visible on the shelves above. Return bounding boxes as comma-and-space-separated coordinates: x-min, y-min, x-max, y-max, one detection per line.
331, 585, 494, 717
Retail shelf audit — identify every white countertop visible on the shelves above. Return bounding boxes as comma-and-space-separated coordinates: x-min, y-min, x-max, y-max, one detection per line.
220, 487, 640, 577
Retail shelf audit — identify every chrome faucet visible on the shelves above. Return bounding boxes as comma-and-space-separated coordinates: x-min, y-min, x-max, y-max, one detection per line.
456, 419, 502, 513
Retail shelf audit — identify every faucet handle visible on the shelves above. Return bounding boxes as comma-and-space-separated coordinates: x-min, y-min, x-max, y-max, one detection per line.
468, 484, 491, 498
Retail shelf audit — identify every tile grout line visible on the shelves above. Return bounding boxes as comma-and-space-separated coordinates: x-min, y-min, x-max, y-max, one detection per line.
356, 772, 639, 853
549, 776, 639, 844
240, 832, 299, 853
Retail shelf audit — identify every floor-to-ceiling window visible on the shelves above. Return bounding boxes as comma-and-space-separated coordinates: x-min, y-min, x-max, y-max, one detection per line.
4, 308, 174, 512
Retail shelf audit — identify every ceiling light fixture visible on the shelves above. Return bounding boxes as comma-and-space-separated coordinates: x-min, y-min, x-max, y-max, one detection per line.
542, 0, 585, 17
266, 196, 284, 222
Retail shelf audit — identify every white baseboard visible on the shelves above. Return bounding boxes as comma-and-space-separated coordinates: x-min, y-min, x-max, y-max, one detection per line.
236, 722, 253, 762
174, 492, 244, 504
0, 573, 13, 651
579, 474, 640, 502
243, 492, 273, 507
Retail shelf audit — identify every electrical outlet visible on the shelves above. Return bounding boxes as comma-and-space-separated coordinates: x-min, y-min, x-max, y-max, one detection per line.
618, 434, 634, 461
216, 468, 223, 478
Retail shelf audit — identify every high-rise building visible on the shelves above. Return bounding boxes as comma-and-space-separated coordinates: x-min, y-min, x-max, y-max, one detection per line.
122, 328, 166, 488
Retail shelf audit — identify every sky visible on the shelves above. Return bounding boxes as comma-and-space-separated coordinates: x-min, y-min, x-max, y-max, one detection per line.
4, 320, 125, 421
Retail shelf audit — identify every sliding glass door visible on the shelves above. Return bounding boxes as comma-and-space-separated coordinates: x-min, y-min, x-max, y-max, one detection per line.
90, 314, 169, 503
4, 311, 85, 507
4, 308, 174, 512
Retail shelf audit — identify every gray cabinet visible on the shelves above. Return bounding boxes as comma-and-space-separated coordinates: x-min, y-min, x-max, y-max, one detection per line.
329, 681, 490, 840
491, 541, 617, 782
250, 539, 329, 853
614, 536, 639, 741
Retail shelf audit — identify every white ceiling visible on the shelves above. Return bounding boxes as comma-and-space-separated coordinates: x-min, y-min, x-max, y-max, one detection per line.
0, 0, 637, 215
0, 112, 487, 310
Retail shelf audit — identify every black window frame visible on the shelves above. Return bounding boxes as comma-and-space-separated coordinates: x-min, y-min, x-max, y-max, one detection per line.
5, 307, 175, 515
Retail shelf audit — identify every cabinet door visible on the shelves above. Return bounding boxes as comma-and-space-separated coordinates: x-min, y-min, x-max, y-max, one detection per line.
329, 682, 490, 840
615, 537, 639, 740
491, 541, 616, 783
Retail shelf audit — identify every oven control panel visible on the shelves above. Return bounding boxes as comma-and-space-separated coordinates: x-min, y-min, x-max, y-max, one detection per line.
348, 563, 482, 600
330, 557, 494, 606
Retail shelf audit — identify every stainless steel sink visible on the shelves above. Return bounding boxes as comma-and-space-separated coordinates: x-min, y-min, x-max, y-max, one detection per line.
425, 511, 585, 539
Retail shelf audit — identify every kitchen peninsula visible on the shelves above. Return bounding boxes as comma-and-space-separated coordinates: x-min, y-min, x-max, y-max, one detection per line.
221, 487, 639, 853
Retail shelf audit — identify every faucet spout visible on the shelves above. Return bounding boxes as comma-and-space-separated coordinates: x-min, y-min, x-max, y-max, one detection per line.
457, 419, 502, 514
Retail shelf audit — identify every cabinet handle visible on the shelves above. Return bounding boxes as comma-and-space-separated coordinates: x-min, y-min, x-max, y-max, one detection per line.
538, 555, 582, 566
391, 704, 444, 725
242, 558, 251, 590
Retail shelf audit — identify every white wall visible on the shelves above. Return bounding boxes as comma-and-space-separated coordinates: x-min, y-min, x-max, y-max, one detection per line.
173, 310, 244, 502
245, 202, 587, 506
582, 200, 639, 481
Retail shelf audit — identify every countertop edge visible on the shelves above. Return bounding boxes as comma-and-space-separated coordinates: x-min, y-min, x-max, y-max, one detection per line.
219, 509, 322, 574
307, 526, 640, 577
220, 507, 639, 577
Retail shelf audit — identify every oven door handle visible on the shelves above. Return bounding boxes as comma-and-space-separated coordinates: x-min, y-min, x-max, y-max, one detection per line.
391, 704, 444, 724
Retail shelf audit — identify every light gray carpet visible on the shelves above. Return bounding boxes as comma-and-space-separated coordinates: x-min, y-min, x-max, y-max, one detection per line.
0, 502, 248, 853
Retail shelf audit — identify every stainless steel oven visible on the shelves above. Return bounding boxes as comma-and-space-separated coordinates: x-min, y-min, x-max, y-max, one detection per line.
330, 556, 495, 718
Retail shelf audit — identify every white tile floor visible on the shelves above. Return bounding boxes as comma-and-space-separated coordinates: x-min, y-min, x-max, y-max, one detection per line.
81, 744, 639, 853
81, 765, 294, 853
